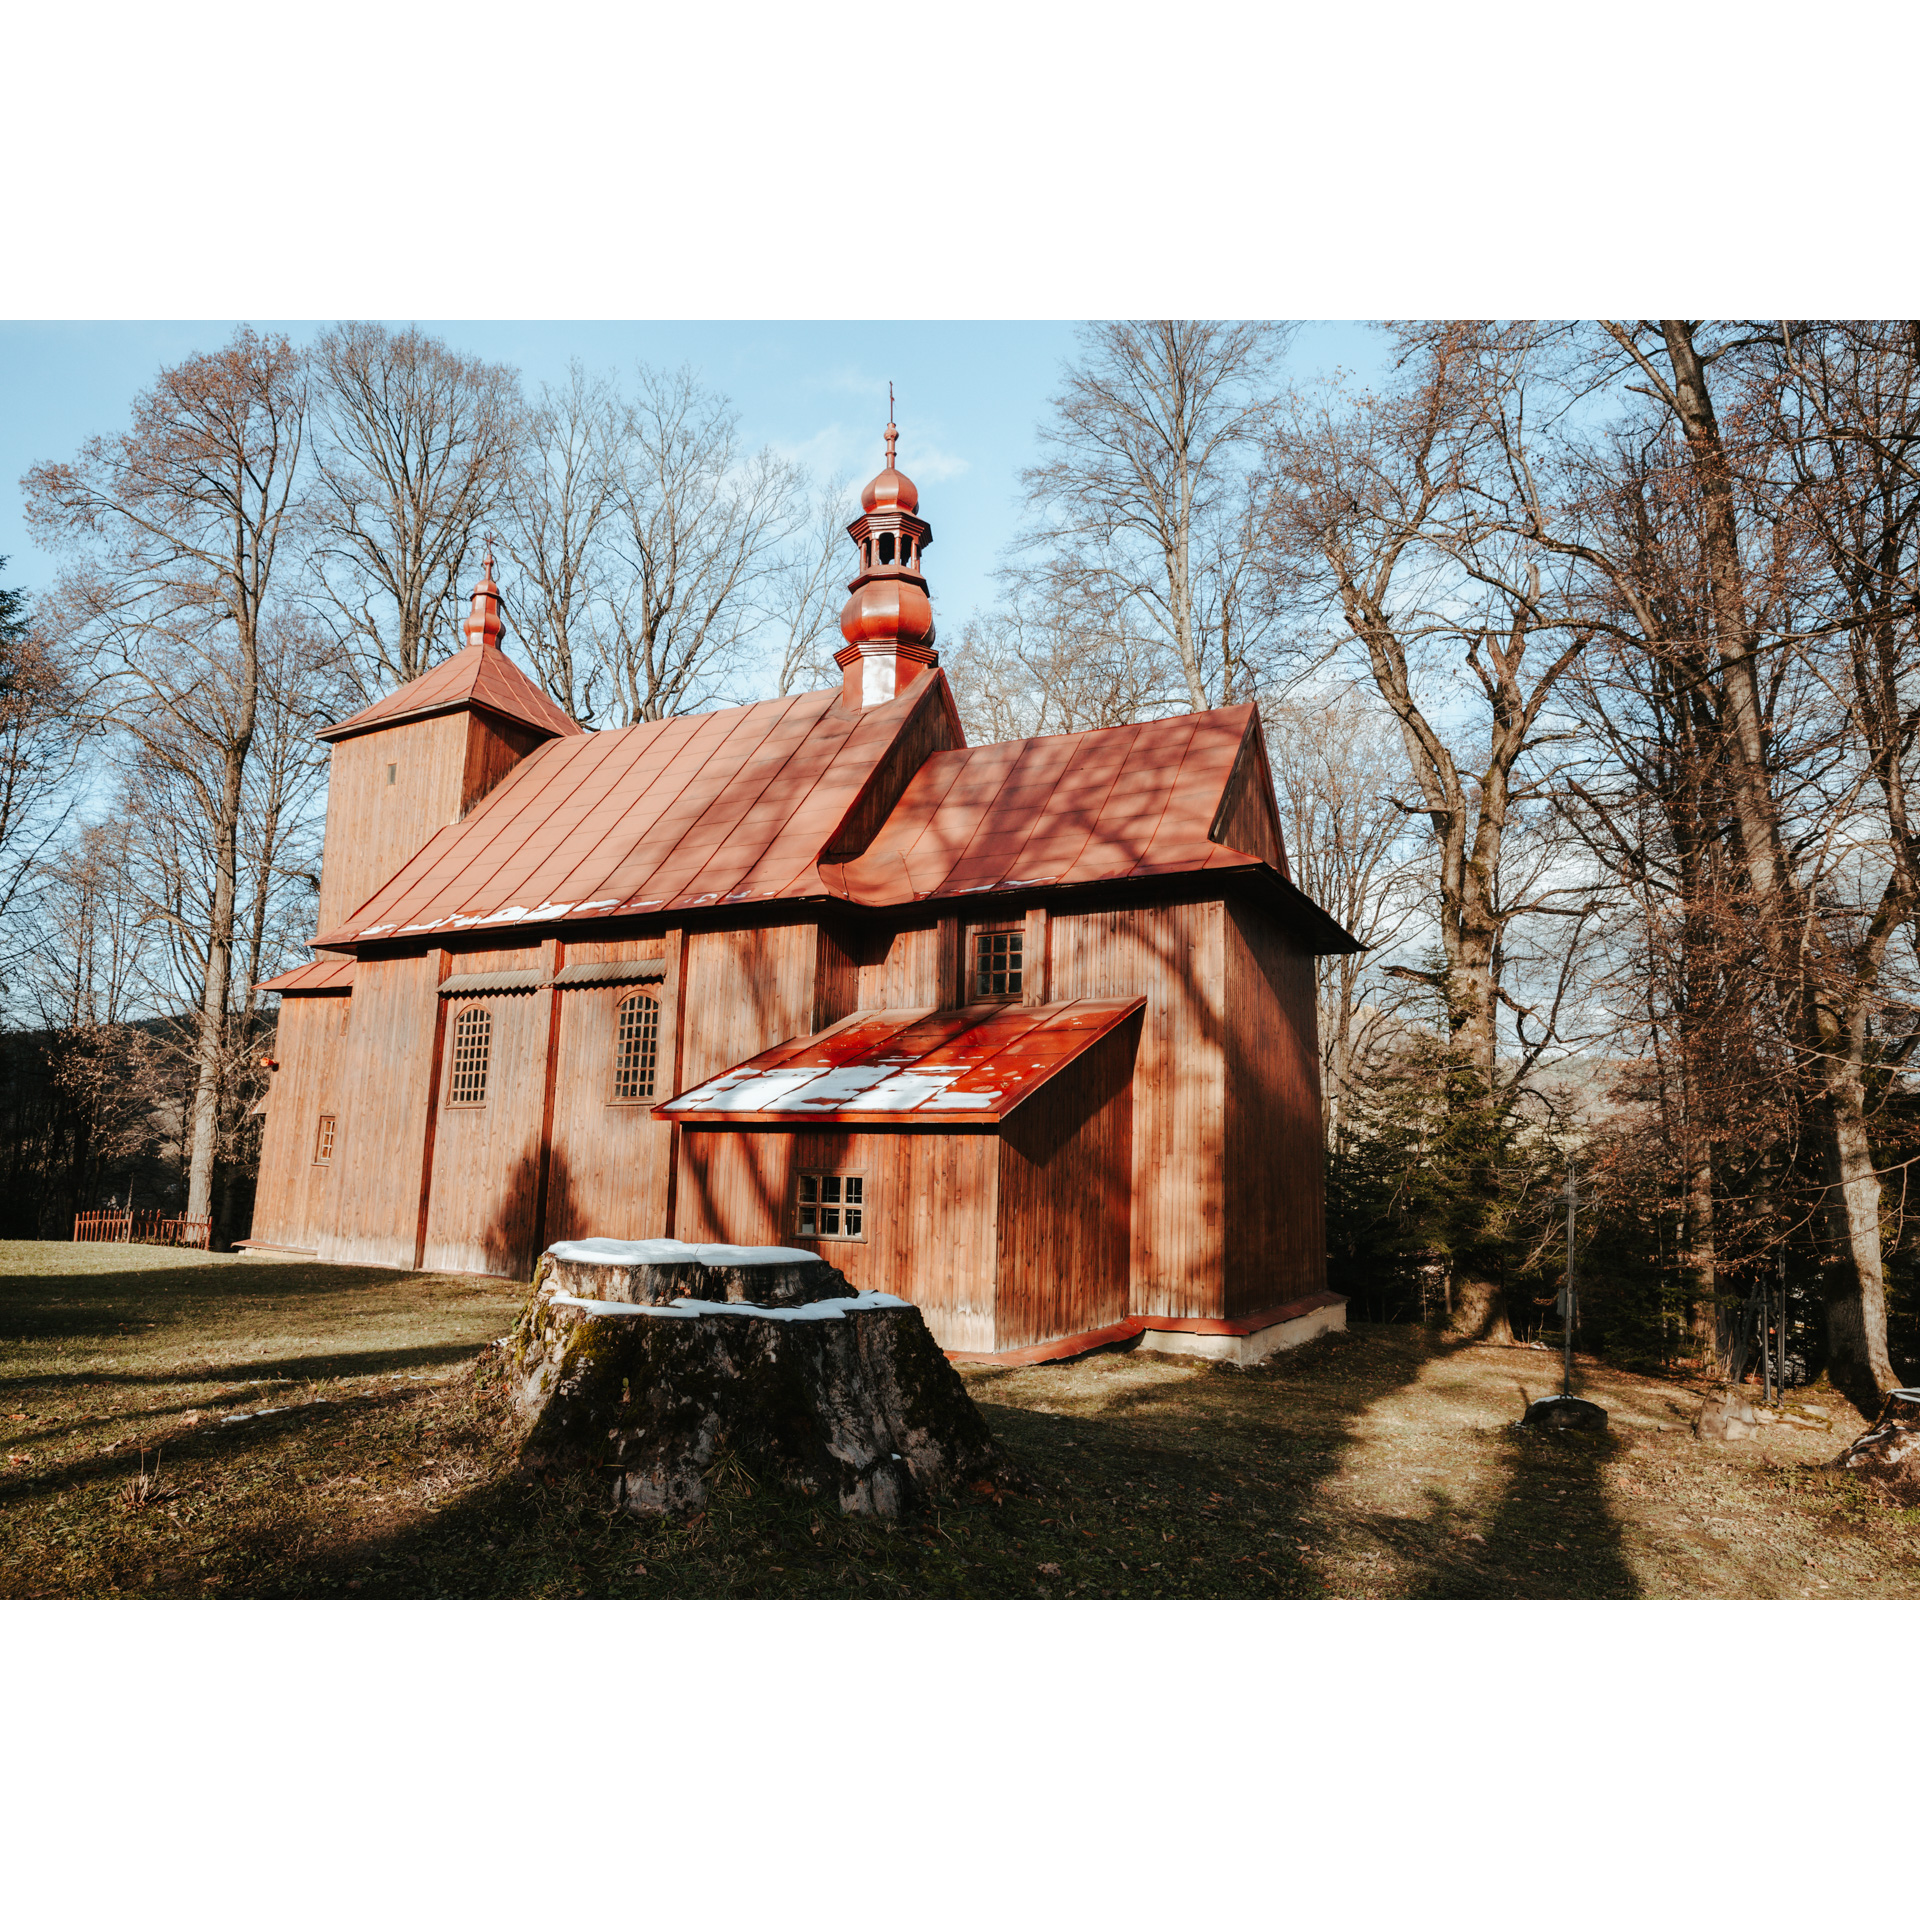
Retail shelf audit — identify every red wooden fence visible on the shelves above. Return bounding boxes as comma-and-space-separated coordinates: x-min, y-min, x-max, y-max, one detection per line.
72, 1210, 213, 1251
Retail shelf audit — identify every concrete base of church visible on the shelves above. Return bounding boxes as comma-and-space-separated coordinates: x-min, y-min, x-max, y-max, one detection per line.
1138, 1296, 1347, 1367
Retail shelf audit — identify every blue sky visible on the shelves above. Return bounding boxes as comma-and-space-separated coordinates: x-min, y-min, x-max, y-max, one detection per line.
1, 320, 1388, 638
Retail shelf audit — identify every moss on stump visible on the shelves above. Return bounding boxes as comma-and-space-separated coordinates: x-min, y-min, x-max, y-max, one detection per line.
505, 1243, 996, 1517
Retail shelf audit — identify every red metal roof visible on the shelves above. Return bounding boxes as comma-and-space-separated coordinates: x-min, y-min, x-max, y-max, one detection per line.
317, 642, 582, 744
658, 996, 1146, 1125
823, 704, 1271, 906
315, 671, 959, 949
257, 955, 356, 994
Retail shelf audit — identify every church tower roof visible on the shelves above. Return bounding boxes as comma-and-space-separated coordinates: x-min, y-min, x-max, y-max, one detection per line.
317, 551, 582, 744
835, 390, 939, 709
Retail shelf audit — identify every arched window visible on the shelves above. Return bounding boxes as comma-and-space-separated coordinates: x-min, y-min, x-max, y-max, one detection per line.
878, 531, 896, 565
612, 991, 659, 1102
448, 1005, 491, 1105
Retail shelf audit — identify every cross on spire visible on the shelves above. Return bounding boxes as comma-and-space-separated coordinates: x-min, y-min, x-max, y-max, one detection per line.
884, 381, 898, 470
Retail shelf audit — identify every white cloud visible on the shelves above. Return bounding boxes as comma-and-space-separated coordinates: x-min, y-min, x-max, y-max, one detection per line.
772, 419, 970, 488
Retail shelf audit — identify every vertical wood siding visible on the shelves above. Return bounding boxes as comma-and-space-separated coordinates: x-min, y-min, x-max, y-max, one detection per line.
249, 994, 349, 1249
1050, 897, 1226, 1320
421, 978, 549, 1280
1223, 898, 1327, 1316
317, 712, 547, 936
314, 950, 446, 1268
544, 983, 675, 1245
1211, 727, 1290, 878
856, 919, 940, 1008
992, 1017, 1136, 1350
673, 1125, 999, 1352
677, 921, 824, 1089
316, 717, 467, 934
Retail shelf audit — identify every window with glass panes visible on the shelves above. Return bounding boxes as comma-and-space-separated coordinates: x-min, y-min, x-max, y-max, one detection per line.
611, 991, 658, 1101
971, 928, 1023, 999
794, 1171, 865, 1240
447, 1005, 491, 1105
313, 1114, 336, 1165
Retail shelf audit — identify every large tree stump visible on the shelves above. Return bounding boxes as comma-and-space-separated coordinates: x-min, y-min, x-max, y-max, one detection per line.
1832, 1388, 1920, 1503
504, 1239, 997, 1518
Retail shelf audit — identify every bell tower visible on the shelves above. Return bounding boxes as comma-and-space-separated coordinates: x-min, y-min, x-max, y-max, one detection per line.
836, 394, 939, 708
311, 551, 581, 938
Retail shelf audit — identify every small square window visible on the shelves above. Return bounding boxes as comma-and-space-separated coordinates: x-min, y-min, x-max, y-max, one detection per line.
971, 929, 1023, 999
795, 1171, 866, 1241
314, 1114, 336, 1165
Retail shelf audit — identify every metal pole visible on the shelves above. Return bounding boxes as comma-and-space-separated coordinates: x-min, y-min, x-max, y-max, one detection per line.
1776, 1246, 1788, 1407
1563, 1164, 1576, 1400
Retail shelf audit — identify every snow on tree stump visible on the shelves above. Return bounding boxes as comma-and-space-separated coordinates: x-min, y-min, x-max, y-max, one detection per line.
1832, 1389, 1920, 1503
503, 1238, 997, 1518
1521, 1394, 1609, 1433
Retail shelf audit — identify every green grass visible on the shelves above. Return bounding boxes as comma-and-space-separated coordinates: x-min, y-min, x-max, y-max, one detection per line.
4, 1241, 1917, 1599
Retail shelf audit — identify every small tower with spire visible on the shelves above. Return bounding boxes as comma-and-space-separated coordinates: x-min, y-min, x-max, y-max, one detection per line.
836, 392, 939, 708
463, 542, 506, 650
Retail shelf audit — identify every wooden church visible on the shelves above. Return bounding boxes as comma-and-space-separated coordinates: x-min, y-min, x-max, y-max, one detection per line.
249, 423, 1358, 1363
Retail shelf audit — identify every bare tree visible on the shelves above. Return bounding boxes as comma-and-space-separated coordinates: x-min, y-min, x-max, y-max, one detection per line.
0, 556, 85, 1003
307, 322, 520, 696
1263, 687, 1423, 1148
598, 366, 808, 724
500, 361, 623, 726
1268, 323, 1595, 1336
1517, 321, 1907, 1405
23, 326, 309, 1229
772, 471, 857, 699
946, 562, 1179, 746
1018, 320, 1294, 712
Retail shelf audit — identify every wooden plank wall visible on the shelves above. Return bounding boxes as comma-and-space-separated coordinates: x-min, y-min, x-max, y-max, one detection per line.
314, 949, 447, 1268
855, 918, 940, 1009
544, 934, 673, 1246
678, 920, 826, 1089
250, 993, 349, 1249
460, 713, 548, 816
416, 942, 545, 1279
673, 1124, 999, 1352
1211, 727, 1290, 878
316, 716, 469, 934
315, 712, 547, 935
993, 1017, 1136, 1351
1223, 898, 1327, 1317
1050, 897, 1227, 1321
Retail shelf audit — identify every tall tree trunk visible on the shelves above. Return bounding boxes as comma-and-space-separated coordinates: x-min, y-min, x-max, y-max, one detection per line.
1642, 322, 1898, 1407
187, 735, 247, 1229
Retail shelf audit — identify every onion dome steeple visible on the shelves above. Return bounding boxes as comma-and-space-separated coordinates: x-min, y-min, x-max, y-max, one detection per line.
836, 390, 938, 708
463, 543, 505, 650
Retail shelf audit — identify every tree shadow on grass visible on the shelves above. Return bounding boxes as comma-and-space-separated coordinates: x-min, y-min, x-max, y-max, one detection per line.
0, 1260, 492, 1344
1406, 1421, 1639, 1599
225, 1325, 1450, 1601
5, 1342, 492, 1398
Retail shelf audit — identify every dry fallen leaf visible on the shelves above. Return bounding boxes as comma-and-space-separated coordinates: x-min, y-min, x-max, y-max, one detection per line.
1038, 1562, 1061, 1576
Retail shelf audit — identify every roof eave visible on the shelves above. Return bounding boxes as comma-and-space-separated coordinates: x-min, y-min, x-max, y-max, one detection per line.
315, 694, 574, 745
